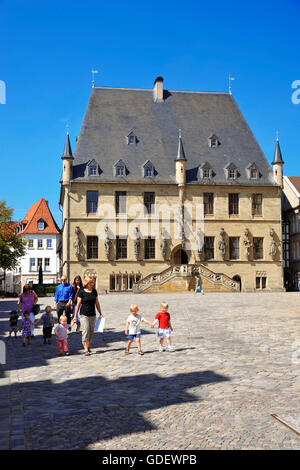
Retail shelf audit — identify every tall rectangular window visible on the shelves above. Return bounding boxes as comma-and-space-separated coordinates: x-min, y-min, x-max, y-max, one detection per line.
28, 239, 34, 249
87, 236, 98, 259
204, 193, 214, 215
229, 237, 240, 260
229, 194, 239, 215
145, 237, 155, 259
144, 192, 155, 215
29, 258, 35, 271
38, 239, 43, 249
252, 194, 262, 216
87, 191, 98, 213
37, 258, 43, 267
253, 237, 264, 260
116, 237, 127, 259
204, 237, 214, 260
115, 191, 127, 214
47, 239, 52, 249
44, 258, 50, 270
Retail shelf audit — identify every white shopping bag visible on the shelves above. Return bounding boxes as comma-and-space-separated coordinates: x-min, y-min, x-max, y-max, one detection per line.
95, 317, 105, 332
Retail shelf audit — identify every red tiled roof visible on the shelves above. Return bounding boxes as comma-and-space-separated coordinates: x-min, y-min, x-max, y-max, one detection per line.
288, 177, 300, 195
0, 221, 19, 240
18, 198, 60, 235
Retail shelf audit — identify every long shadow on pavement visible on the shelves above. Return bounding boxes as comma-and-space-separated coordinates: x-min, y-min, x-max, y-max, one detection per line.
7, 370, 230, 449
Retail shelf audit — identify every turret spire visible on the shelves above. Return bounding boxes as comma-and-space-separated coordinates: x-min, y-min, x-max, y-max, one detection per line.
272, 137, 284, 165
62, 131, 73, 159
176, 128, 187, 161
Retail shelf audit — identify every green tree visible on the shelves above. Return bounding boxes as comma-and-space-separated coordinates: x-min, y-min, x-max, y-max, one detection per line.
0, 201, 27, 288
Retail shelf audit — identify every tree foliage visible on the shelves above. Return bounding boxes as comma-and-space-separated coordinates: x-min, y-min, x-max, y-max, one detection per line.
0, 200, 27, 272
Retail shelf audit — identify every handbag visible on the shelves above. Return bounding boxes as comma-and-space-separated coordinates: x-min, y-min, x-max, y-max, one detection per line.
32, 304, 40, 316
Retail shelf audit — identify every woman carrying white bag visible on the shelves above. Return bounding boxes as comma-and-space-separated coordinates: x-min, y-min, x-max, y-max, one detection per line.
72, 276, 104, 356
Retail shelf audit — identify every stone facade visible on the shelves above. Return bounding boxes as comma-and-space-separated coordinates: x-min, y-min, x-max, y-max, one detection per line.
59, 78, 284, 293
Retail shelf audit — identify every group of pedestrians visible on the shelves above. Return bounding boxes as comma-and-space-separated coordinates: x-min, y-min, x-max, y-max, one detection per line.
8, 271, 207, 356
9, 275, 104, 356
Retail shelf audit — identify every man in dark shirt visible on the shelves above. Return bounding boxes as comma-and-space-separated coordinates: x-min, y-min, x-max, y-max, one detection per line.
54, 275, 73, 328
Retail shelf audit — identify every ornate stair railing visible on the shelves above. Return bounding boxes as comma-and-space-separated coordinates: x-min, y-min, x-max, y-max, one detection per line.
132, 264, 240, 293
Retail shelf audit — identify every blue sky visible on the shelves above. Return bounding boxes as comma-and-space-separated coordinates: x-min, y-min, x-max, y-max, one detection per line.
0, 0, 299, 226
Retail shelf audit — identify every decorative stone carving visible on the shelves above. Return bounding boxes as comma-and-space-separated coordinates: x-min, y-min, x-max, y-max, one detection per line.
160, 231, 167, 260
73, 226, 82, 259
218, 228, 227, 260
104, 225, 112, 260
83, 268, 97, 280
196, 228, 204, 260
243, 228, 252, 260
134, 227, 141, 259
269, 228, 277, 260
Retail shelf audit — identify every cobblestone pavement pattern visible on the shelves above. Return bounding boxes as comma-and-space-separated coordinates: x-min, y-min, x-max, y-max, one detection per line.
0, 292, 300, 450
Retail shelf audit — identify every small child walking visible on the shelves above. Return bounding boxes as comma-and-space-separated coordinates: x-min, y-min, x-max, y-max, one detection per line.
35, 306, 54, 344
9, 310, 19, 338
54, 315, 70, 356
152, 301, 174, 352
19, 311, 33, 346
125, 304, 153, 355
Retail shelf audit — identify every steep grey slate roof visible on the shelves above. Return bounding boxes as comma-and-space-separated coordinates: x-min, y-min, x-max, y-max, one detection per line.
72, 86, 276, 186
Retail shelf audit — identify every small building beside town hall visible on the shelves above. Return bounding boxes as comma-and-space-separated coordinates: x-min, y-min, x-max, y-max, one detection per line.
13, 198, 61, 292
59, 77, 284, 293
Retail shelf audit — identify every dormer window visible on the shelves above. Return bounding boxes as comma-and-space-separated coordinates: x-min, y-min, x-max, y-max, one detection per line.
127, 131, 138, 145
116, 165, 125, 176
199, 162, 213, 180
89, 165, 97, 176
38, 219, 45, 231
246, 163, 260, 180
86, 159, 99, 177
143, 160, 155, 178
114, 159, 127, 177
250, 169, 258, 179
208, 134, 220, 148
225, 163, 238, 180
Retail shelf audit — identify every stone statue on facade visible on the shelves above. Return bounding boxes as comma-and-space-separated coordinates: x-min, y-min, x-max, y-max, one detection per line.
134, 227, 141, 259
160, 232, 167, 260
218, 228, 227, 260
243, 228, 252, 260
196, 228, 204, 261
269, 228, 277, 260
104, 225, 112, 260
74, 226, 82, 259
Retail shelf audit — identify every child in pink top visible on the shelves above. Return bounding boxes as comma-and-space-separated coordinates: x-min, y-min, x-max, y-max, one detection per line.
54, 315, 70, 356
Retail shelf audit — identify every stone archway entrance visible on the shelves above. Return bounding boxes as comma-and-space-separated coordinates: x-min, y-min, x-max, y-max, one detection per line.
171, 246, 189, 265
232, 275, 242, 291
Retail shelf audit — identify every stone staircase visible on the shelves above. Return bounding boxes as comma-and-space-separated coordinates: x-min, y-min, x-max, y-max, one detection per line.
132, 264, 240, 293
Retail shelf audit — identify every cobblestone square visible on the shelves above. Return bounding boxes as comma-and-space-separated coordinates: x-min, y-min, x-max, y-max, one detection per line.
1, 292, 300, 450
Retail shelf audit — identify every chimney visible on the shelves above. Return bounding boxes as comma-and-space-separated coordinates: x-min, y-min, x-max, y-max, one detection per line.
153, 76, 164, 102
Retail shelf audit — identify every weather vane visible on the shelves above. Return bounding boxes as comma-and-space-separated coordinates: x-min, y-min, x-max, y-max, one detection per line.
229, 75, 235, 95
91, 69, 99, 88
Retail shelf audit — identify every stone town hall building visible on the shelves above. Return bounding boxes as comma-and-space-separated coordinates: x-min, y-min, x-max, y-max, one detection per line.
59, 77, 284, 293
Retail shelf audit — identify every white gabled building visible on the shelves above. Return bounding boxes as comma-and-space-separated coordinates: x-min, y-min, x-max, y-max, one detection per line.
14, 198, 61, 292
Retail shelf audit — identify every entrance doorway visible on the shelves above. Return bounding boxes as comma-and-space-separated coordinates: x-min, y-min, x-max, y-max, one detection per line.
172, 247, 188, 265
232, 275, 242, 291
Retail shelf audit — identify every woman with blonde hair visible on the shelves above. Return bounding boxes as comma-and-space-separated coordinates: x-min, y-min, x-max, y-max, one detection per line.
73, 277, 104, 356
